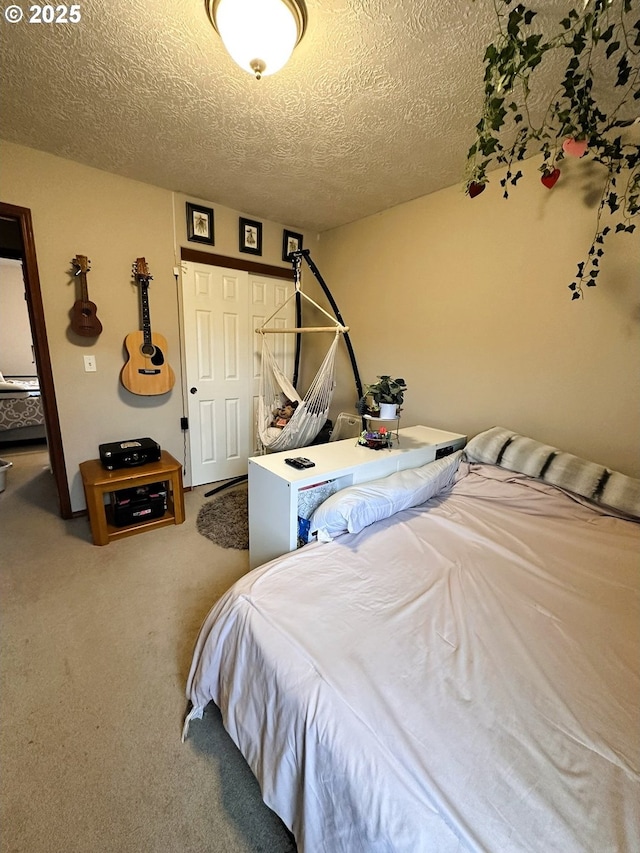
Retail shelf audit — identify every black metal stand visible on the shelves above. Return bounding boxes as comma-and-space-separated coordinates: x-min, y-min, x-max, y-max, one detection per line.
291, 249, 363, 402
204, 475, 247, 498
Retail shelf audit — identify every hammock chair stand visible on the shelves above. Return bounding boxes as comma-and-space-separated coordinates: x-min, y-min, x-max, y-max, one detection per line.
204, 250, 362, 498
290, 249, 362, 400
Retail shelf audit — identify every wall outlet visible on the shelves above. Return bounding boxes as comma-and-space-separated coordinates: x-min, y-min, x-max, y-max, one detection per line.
83, 355, 96, 372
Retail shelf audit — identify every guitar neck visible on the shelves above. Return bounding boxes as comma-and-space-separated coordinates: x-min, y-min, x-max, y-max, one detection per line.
140, 281, 152, 344
78, 272, 89, 303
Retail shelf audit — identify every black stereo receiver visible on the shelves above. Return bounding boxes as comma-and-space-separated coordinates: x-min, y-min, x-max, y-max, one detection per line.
99, 437, 161, 470
110, 482, 167, 527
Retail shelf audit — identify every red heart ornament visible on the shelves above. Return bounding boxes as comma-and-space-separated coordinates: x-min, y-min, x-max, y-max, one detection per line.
562, 138, 588, 158
541, 168, 561, 189
468, 181, 486, 198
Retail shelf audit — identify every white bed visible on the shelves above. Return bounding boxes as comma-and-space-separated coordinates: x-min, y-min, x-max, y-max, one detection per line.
184, 428, 640, 852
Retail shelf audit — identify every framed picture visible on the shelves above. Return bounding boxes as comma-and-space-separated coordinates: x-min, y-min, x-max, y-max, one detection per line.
282, 229, 303, 262
239, 218, 262, 255
186, 203, 214, 245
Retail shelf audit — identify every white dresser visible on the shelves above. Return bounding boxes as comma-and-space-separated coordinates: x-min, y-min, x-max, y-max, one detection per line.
248, 425, 466, 569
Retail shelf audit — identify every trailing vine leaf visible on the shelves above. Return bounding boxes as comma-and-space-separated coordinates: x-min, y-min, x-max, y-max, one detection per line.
465, 0, 640, 299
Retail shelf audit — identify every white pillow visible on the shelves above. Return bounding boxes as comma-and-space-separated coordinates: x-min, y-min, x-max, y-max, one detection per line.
309, 451, 463, 540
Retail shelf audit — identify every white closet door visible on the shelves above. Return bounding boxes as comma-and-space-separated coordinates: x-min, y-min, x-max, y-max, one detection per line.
181, 263, 249, 486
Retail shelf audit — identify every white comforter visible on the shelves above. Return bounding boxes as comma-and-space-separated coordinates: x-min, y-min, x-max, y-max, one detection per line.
185, 463, 640, 853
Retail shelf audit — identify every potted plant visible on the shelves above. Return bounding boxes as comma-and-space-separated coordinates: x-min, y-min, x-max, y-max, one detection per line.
357, 376, 407, 419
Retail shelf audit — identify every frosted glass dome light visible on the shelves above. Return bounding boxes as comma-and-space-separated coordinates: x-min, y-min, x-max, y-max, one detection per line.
207, 0, 307, 79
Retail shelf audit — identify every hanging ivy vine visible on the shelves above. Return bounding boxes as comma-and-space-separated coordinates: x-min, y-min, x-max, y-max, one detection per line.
465, 0, 639, 298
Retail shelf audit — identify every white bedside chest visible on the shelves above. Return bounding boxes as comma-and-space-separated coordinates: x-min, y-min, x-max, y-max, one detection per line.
248, 425, 466, 569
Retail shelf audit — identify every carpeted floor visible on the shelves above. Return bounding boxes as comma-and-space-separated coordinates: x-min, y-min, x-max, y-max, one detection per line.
0, 444, 296, 853
197, 484, 249, 550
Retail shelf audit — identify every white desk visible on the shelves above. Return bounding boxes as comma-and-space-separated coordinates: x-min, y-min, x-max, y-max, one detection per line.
248, 425, 466, 568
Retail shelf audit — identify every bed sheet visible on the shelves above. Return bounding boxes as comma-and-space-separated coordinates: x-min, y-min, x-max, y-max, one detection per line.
185, 463, 640, 853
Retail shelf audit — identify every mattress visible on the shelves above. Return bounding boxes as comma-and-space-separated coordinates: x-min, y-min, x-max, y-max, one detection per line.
0, 377, 44, 434
185, 462, 640, 852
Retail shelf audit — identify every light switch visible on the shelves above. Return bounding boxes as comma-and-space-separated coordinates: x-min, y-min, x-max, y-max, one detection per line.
83, 355, 96, 372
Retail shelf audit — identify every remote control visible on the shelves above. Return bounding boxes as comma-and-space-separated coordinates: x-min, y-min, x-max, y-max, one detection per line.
285, 457, 316, 469
297, 457, 315, 468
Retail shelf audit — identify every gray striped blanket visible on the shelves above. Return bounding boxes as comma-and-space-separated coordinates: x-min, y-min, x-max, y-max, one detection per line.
464, 426, 640, 520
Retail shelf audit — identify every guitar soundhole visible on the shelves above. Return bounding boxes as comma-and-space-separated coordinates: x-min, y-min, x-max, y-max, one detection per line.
141, 342, 165, 366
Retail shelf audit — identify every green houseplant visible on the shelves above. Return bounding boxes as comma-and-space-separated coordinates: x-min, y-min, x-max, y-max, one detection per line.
465, 0, 639, 298
357, 376, 407, 418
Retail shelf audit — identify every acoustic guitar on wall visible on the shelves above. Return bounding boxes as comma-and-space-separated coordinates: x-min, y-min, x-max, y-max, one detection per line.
70, 254, 103, 337
121, 258, 175, 396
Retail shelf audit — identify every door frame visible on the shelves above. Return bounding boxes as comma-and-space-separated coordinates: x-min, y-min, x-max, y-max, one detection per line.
0, 201, 71, 518
180, 247, 295, 281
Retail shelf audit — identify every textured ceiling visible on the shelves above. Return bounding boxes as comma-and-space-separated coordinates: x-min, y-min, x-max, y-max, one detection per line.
0, 0, 588, 231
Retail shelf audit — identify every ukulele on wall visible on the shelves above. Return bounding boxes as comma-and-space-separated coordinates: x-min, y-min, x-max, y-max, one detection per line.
70, 255, 102, 337
121, 258, 175, 395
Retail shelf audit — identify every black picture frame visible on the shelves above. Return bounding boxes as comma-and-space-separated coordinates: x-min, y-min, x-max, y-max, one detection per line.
239, 217, 262, 255
186, 203, 214, 245
282, 229, 303, 262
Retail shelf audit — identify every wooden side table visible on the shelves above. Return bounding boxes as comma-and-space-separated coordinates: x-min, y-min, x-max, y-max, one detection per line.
79, 450, 185, 545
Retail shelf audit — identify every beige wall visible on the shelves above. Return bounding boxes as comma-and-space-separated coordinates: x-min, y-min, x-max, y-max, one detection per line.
0, 141, 310, 511
317, 155, 640, 477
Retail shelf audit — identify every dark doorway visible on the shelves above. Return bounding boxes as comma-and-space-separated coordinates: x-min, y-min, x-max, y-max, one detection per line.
0, 202, 71, 518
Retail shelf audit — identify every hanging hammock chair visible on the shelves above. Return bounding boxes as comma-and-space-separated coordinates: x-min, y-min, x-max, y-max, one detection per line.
256, 283, 348, 453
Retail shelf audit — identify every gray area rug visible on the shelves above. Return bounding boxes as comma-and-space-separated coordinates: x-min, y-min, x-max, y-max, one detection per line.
196, 484, 249, 550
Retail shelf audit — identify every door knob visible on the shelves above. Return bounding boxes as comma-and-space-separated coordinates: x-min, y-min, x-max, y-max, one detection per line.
190, 387, 197, 394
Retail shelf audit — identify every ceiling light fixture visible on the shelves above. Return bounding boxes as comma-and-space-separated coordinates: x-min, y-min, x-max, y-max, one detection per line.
206, 0, 307, 80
